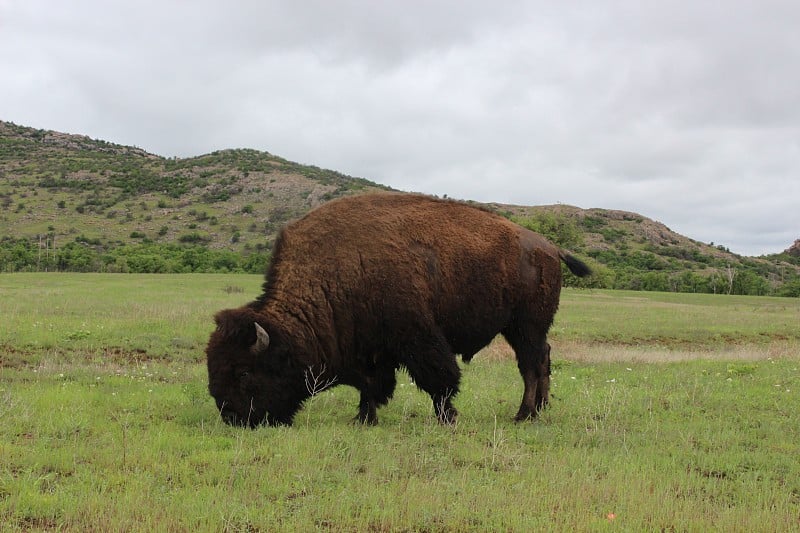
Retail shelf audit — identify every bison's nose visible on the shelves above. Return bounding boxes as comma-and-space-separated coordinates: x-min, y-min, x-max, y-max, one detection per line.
220, 406, 262, 428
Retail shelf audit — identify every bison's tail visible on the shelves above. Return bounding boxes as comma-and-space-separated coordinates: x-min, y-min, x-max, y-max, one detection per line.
559, 251, 592, 277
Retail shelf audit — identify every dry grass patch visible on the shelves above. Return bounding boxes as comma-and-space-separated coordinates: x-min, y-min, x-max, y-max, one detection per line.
478, 336, 800, 364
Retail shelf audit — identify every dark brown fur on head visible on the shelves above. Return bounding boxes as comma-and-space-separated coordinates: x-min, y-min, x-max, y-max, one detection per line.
206, 307, 308, 427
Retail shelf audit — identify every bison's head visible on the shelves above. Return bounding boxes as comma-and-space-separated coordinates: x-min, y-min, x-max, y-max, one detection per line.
205, 307, 305, 427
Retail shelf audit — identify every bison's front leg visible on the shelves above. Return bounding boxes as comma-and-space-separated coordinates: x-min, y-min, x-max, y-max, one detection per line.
355, 392, 378, 425
354, 365, 397, 426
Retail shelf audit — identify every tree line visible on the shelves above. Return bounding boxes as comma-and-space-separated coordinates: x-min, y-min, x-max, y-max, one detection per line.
0, 237, 269, 274
512, 213, 800, 297
2, 219, 798, 297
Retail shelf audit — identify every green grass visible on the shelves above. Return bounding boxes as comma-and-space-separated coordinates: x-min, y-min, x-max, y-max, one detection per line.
553, 289, 800, 347
0, 273, 262, 365
1, 274, 799, 531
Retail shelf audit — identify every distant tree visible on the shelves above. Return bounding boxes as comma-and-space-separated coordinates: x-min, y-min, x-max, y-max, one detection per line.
725, 265, 736, 295
732, 270, 770, 296
511, 213, 583, 250
56, 242, 99, 272
775, 279, 800, 297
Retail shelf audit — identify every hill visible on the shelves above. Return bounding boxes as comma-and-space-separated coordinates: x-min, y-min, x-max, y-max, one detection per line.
0, 120, 390, 272
1, 120, 799, 296
489, 203, 800, 295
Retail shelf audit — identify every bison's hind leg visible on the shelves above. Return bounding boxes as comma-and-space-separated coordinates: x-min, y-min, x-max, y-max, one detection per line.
503, 325, 551, 422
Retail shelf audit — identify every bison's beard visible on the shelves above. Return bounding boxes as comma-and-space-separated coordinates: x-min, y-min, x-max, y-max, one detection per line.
215, 386, 309, 429
216, 397, 267, 428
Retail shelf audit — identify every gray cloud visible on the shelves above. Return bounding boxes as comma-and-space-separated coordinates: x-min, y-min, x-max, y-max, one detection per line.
1, 0, 798, 255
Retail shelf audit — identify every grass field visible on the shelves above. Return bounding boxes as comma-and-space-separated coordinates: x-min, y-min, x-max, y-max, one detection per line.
1, 274, 799, 531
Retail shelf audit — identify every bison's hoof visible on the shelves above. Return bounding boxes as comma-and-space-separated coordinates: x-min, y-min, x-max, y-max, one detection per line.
438, 408, 458, 425
353, 414, 378, 426
515, 403, 547, 422
514, 408, 538, 422
354, 407, 378, 425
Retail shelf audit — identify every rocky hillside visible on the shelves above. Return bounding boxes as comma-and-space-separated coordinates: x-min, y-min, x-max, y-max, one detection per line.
1, 120, 799, 295
0, 120, 390, 254
493, 203, 799, 295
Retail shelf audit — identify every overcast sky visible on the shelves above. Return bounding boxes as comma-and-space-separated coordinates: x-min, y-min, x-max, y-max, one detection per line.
2, 1, 798, 256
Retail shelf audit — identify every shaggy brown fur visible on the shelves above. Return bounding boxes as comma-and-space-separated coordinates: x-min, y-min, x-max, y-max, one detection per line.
206, 193, 590, 427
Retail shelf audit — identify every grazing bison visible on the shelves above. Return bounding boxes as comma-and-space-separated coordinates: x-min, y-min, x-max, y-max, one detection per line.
206, 193, 590, 427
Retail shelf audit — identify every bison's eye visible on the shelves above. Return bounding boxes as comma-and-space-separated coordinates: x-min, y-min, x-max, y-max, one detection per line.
238, 370, 250, 379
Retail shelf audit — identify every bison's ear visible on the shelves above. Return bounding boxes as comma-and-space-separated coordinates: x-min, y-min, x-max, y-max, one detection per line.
253, 322, 270, 353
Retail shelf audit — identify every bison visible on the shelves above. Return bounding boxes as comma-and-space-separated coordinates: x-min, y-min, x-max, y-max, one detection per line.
206, 193, 590, 427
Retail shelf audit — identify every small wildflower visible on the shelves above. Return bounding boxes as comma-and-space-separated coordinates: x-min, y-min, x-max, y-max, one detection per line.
607, 513, 616, 521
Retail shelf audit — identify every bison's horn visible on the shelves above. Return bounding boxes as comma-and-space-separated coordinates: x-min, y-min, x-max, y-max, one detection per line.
253, 322, 270, 352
